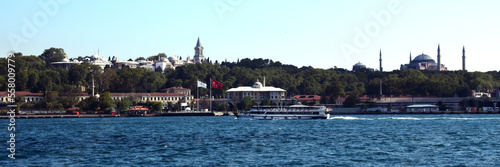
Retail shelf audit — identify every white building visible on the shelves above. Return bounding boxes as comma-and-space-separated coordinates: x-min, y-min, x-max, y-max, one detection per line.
226, 78, 286, 105
50, 58, 82, 69
84, 53, 113, 69
154, 57, 174, 72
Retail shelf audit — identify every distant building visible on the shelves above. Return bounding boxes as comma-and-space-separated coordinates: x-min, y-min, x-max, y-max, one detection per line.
0, 91, 44, 104
405, 104, 439, 113
293, 95, 321, 105
193, 37, 205, 63
110, 92, 193, 109
113, 60, 139, 69
400, 45, 448, 71
352, 62, 374, 72
50, 58, 81, 69
83, 51, 113, 69
227, 78, 286, 105
160, 87, 191, 95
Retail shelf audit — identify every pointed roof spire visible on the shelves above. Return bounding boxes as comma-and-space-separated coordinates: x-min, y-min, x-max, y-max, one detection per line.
410, 52, 412, 63
438, 44, 440, 51
196, 37, 202, 47
463, 45, 465, 52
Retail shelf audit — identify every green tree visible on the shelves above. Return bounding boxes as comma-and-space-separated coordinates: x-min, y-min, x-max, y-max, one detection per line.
343, 95, 359, 108
99, 92, 114, 113
78, 96, 99, 112
240, 96, 253, 111
117, 97, 133, 113
147, 101, 163, 113
135, 57, 145, 61
39, 47, 66, 68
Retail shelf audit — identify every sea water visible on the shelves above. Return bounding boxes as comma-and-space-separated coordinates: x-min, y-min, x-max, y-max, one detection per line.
1, 115, 500, 166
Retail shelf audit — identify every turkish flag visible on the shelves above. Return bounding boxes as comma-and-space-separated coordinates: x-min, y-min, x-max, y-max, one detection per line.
211, 79, 223, 89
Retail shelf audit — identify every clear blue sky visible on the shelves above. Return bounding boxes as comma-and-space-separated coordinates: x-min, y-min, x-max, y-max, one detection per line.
1, 0, 499, 72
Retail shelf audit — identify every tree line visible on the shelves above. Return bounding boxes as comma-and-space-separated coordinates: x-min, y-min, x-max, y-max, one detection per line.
1, 47, 500, 110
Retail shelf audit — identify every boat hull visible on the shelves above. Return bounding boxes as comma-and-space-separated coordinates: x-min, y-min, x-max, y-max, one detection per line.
236, 113, 330, 120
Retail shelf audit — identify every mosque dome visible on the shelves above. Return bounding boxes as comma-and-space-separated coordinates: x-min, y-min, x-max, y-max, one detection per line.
353, 62, 366, 68
253, 79, 263, 88
168, 56, 178, 61
62, 58, 70, 62
412, 54, 436, 64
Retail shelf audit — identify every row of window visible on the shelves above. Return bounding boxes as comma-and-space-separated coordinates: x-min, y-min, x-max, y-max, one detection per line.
111, 96, 192, 101
227, 94, 285, 100
0, 97, 43, 102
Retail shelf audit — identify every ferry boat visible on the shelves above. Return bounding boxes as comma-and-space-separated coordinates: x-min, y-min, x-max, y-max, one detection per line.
235, 103, 331, 120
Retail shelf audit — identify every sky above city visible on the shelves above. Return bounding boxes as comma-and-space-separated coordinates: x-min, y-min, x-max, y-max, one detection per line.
1, 0, 499, 72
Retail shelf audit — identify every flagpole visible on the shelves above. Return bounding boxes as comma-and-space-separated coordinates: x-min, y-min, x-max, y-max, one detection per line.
210, 78, 212, 112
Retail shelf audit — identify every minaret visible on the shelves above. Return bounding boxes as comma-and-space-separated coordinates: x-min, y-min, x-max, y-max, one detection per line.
437, 44, 441, 71
193, 37, 204, 63
379, 49, 383, 72
263, 76, 266, 87
462, 46, 466, 71
409, 52, 412, 63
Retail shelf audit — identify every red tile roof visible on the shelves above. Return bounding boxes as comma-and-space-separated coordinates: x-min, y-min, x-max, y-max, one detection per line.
0, 91, 43, 96
110, 93, 187, 97
293, 95, 321, 101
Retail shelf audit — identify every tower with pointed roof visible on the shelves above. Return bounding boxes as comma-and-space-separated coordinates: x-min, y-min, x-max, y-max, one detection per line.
437, 44, 441, 71
194, 37, 204, 63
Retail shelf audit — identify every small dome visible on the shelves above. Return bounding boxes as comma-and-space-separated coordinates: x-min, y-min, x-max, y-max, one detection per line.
62, 58, 70, 62
168, 56, 178, 61
160, 57, 169, 62
353, 62, 366, 67
253, 79, 263, 88
92, 54, 99, 58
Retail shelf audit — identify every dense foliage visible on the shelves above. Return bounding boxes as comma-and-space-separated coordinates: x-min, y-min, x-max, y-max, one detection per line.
2, 49, 500, 104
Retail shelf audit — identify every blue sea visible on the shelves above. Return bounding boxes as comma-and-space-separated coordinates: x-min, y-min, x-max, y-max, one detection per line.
1, 115, 500, 166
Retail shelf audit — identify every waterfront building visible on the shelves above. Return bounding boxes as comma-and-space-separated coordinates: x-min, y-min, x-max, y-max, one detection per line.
226, 78, 286, 105
293, 95, 321, 105
0, 91, 44, 103
405, 104, 439, 113
400, 45, 448, 71
128, 106, 150, 115
110, 93, 193, 108
160, 87, 191, 95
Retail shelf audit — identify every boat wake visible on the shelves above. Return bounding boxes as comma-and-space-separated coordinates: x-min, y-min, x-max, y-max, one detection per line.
328, 116, 500, 121
328, 116, 374, 120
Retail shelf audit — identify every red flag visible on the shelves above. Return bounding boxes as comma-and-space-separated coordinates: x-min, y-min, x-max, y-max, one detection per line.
211, 79, 223, 89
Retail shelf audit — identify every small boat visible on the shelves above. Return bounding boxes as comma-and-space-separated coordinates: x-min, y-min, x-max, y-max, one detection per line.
235, 102, 330, 120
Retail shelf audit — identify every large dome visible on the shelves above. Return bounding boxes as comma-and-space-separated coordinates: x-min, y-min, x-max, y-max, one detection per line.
353, 62, 366, 68
412, 54, 435, 64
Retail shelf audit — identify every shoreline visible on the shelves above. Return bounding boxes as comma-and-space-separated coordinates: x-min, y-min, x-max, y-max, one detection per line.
1, 111, 499, 119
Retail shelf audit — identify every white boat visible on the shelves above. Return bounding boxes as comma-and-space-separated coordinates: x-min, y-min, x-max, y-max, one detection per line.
236, 103, 331, 120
